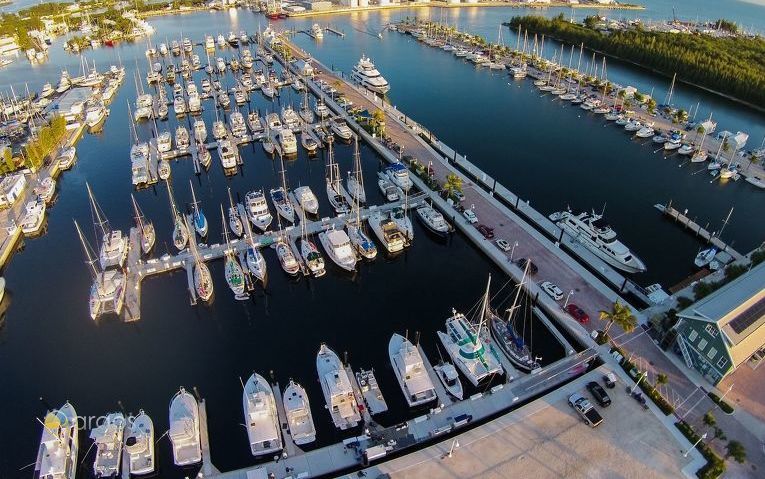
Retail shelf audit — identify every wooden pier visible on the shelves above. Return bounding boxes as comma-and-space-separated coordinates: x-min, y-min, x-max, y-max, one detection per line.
655, 202, 744, 262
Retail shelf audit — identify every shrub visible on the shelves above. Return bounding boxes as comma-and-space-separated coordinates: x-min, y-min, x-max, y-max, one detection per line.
726, 440, 746, 464
675, 421, 726, 479
708, 392, 735, 414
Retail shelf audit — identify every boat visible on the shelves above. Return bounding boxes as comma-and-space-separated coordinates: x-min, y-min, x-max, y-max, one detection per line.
167, 183, 188, 251
191, 238, 213, 302
319, 228, 357, 272
57, 147, 77, 170
346, 137, 366, 204
299, 218, 326, 277
218, 138, 239, 170
346, 172, 377, 261
157, 131, 172, 153
205, 35, 215, 50
158, 159, 171, 181
34, 402, 79, 479
314, 99, 330, 121
230, 111, 247, 138
311, 23, 324, 39
745, 175, 765, 189
85, 103, 108, 130
132, 194, 155, 255
87, 184, 127, 269
329, 118, 353, 141
176, 125, 190, 151
197, 141, 211, 169
75, 221, 126, 320
388, 333, 437, 407
635, 126, 655, 138
283, 380, 317, 445
194, 119, 207, 143
275, 239, 300, 275
170, 40, 181, 56
277, 129, 298, 156
367, 211, 407, 254
89, 412, 125, 477
416, 204, 451, 237
246, 190, 273, 231
227, 188, 243, 238
271, 156, 295, 223
189, 180, 208, 237
242, 373, 282, 457
433, 362, 463, 400
41, 82, 54, 98
248, 112, 264, 135
242, 214, 267, 283
124, 410, 155, 476
350, 55, 390, 94
694, 247, 717, 268
391, 207, 413, 242
168, 387, 202, 466
325, 143, 350, 214
678, 144, 694, 155
281, 105, 301, 132
437, 276, 504, 386
301, 127, 319, 154
316, 344, 361, 430
34, 177, 56, 204
378, 174, 401, 202
548, 208, 646, 273
385, 162, 412, 191
293, 186, 319, 215
212, 120, 226, 140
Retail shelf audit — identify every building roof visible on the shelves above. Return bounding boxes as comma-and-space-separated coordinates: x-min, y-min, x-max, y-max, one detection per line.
679, 262, 765, 365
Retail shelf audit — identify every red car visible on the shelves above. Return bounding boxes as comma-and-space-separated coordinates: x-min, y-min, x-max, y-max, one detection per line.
566, 304, 589, 324
477, 224, 494, 239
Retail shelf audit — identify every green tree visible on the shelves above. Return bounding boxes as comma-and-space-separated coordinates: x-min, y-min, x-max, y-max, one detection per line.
598, 300, 637, 336
646, 98, 657, 114
656, 373, 669, 396
703, 411, 717, 427
442, 173, 463, 198
726, 440, 746, 464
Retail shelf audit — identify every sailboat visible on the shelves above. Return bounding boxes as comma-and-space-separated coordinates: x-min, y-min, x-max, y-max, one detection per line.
131, 194, 155, 255
346, 136, 366, 204
87, 183, 128, 270
189, 180, 208, 237
345, 152, 377, 260
227, 187, 243, 238
299, 212, 326, 277
488, 265, 541, 373
437, 275, 504, 386
75, 220, 126, 321
241, 205, 267, 283
220, 205, 247, 299
270, 155, 295, 223
167, 182, 188, 251
325, 142, 350, 214
186, 217, 213, 302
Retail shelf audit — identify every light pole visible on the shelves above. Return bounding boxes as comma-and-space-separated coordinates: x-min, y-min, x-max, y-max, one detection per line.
683, 432, 707, 457
510, 241, 519, 261
446, 439, 459, 458
564, 290, 574, 308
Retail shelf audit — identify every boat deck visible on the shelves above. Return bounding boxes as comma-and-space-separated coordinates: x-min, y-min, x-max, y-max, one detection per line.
416, 342, 453, 408
271, 382, 302, 457
355, 369, 389, 415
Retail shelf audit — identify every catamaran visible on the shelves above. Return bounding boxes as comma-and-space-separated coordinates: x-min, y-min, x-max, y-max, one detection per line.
87, 183, 128, 270
242, 373, 282, 457
34, 402, 79, 479
283, 380, 316, 445
124, 410, 155, 476
388, 333, 437, 407
189, 180, 208, 238
132, 194, 155, 254
75, 220, 125, 320
220, 206, 247, 299
316, 343, 361, 430
167, 183, 188, 251
168, 387, 202, 466
246, 190, 273, 231
438, 276, 504, 386
89, 412, 125, 477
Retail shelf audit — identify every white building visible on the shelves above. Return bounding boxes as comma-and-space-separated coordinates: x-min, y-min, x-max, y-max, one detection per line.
341, 0, 358, 7
0, 36, 20, 56
0, 173, 26, 208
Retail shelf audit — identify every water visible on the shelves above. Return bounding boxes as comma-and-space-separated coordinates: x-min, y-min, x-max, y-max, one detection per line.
1, 4, 764, 477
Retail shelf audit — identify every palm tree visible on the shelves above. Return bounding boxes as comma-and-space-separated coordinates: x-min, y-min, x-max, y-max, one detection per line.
371, 108, 386, 136
656, 373, 669, 398
598, 300, 637, 337
442, 173, 463, 198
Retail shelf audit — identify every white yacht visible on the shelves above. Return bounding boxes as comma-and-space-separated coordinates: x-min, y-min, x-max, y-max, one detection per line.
89, 412, 126, 477
34, 402, 79, 479
218, 139, 239, 170
367, 211, 407, 253
311, 23, 324, 39
278, 129, 298, 155
242, 373, 283, 457
330, 118, 353, 141
433, 362, 463, 400
157, 131, 172, 152
388, 333, 437, 407
378, 175, 401, 202
283, 380, 317, 445
548, 208, 647, 273
124, 410, 155, 476
391, 208, 413, 241
58, 147, 77, 170
270, 186, 295, 223
212, 120, 226, 140
318, 228, 357, 272
275, 240, 300, 276
246, 190, 273, 231
385, 162, 412, 191
230, 111, 247, 138
314, 100, 330, 121
281, 106, 301, 132
175, 125, 190, 151
416, 204, 451, 237
316, 344, 361, 430
293, 185, 319, 215
168, 387, 202, 466
194, 120, 207, 143
351, 55, 390, 94
21, 198, 46, 236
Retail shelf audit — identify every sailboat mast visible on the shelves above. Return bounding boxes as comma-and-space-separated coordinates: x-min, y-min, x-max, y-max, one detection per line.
86, 182, 110, 239
74, 220, 100, 279
476, 274, 492, 341
131, 194, 145, 234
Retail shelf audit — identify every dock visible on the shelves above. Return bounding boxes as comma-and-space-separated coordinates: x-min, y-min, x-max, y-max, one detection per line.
271, 381, 302, 457
324, 26, 345, 37
655, 201, 745, 262
354, 369, 388, 416
199, 397, 220, 475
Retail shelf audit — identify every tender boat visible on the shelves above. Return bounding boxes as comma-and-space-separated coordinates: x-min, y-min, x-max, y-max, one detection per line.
242, 373, 283, 457
318, 228, 357, 272
89, 412, 125, 477
434, 362, 463, 400
316, 344, 361, 430
388, 333, 437, 407
125, 410, 155, 476
283, 380, 317, 445
168, 387, 202, 466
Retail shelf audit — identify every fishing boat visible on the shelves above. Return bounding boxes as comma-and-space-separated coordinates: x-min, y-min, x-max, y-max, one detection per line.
548, 208, 646, 273
433, 362, 463, 400
246, 190, 273, 231
367, 211, 407, 253
125, 410, 155, 476
132, 194, 155, 255
34, 402, 79, 479
87, 184, 128, 269
242, 373, 282, 457
89, 412, 126, 477
319, 228, 357, 272
220, 206, 247, 299
168, 387, 202, 466
283, 380, 316, 445
438, 276, 504, 386
275, 239, 300, 276
316, 344, 361, 430
227, 188, 243, 237
388, 333, 437, 407
325, 143, 350, 214
189, 180, 208, 237
416, 204, 451, 237
167, 183, 188, 251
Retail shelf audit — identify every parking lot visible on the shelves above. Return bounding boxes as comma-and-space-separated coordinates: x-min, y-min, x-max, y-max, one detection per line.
364, 369, 695, 479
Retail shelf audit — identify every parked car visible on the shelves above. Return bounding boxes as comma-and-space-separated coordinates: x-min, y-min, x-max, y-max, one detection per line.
603, 372, 617, 389
496, 239, 512, 252
477, 224, 494, 239
586, 381, 612, 407
540, 281, 564, 300
565, 304, 589, 324
463, 209, 478, 224
568, 393, 603, 427
515, 258, 538, 275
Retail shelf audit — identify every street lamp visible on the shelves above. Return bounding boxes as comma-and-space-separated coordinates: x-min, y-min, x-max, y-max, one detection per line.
683, 432, 707, 457
510, 241, 519, 261
446, 439, 460, 458
564, 290, 574, 308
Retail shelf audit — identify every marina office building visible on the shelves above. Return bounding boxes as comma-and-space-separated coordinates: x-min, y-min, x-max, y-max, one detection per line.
674, 262, 765, 385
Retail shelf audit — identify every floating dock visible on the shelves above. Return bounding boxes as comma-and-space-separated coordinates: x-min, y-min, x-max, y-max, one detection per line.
655, 202, 744, 262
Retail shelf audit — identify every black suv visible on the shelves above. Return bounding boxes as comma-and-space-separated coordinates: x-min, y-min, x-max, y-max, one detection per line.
586, 381, 612, 407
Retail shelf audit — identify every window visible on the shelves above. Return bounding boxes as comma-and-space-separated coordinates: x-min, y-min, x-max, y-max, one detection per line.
707, 347, 717, 360
717, 357, 728, 369
705, 324, 719, 337
698, 339, 708, 351
689, 330, 698, 342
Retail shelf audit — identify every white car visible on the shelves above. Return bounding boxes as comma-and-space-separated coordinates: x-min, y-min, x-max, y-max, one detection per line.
540, 281, 564, 300
496, 239, 512, 252
463, 209, 478, 224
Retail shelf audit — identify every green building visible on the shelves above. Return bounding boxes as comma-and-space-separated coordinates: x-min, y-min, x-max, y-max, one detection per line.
674, 262, 765, 385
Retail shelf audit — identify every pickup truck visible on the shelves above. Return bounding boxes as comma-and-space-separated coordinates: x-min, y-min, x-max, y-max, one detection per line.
568, 393, 604, 427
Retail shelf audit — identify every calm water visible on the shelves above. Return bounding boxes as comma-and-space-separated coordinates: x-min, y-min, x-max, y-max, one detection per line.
1, 4, 764, 478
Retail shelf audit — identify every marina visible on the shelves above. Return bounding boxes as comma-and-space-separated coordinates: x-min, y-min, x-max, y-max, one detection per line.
1, 4, 764, 479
